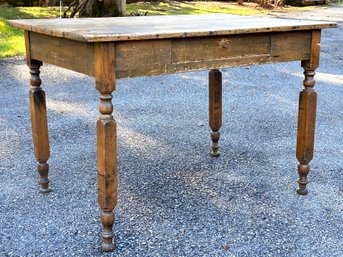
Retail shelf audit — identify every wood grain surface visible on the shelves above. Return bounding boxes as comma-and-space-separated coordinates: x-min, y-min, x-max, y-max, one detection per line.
8, 14, 336, 42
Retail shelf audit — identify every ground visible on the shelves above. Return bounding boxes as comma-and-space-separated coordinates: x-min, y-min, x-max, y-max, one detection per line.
0, 4, 342, 257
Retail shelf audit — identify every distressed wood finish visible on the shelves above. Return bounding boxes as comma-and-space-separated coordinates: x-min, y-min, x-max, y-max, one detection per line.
29, 60, 51, 193
95, 42, 117, 251
209, 69, 222, 157
296, 30, 321, 195
7, 14, 336, 42
25, 31, 313, 79
172, 34, 270, 62
271, 31, 311, 59
115, 31, 312, 78
30, 32, 95, 76
25, 32, 51, 193
8, 15, 337, 251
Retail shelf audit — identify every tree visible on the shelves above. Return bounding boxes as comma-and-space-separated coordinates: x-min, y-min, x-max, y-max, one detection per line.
64, 0, 125, 18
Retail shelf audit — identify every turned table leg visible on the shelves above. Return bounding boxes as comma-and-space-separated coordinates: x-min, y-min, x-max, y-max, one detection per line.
295, 30, 321, 195
296, 64, 317, 195
28, 59, 51, 193
209, 69, 222, 157
97, 93, 117, 251
95, 43, 117, 251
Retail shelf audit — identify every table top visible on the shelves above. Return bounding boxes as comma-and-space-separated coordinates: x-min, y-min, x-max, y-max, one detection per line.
8, 14, 336, 42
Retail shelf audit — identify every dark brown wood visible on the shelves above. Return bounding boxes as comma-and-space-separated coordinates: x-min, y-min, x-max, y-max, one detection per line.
79, 0, 125, 17
95, 42, 117, 251
25, 32, 51, 193
29, 61, 51, 193
296, 30, 321, 195
209, 69, 222, 157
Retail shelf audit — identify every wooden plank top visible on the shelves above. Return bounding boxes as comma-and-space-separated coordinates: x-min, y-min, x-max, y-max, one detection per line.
8, 14, 336, 42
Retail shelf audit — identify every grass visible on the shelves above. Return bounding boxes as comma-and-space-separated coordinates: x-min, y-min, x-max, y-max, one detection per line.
0, 6, 64, 58
127, 1, 266, 16
0, 2, 311, 58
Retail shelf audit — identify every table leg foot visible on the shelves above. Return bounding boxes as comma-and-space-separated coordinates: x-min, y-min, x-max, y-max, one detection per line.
296, 64, 317, 195
38, 162, 51, 193
101, 211, 115, 251
296, 163, 309, 195
296, 187, 308, 196
102, 242, 115, 252
211, 130, 220, 157
209, 69, 222, 157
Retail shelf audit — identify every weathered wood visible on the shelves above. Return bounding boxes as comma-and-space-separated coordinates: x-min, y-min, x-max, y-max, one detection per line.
115, 32, 313, 79
95, 43, 116, 92
10, 15, 336, 252
95, 42, 117, 251
25, 30, 51, 193
7, 14, 336, 43
18, 20, 333, 79
296, 69, 317, 195
24, 31, 32, 67
28, 62, 51, 192
27, 31, 313, 78
271, 31, 311, 59
115, 39, 171, 78
306, 30, 321, 70
172, 34, 270, 63
296, 30, 321, 195
28, 61, 51, 193
30, 32, 94, 76
209, 69, 222, 157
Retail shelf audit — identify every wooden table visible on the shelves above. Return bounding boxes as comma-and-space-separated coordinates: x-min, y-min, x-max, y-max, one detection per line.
8, 14, 336, 251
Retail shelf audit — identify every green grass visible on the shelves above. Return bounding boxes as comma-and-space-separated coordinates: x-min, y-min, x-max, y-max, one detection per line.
0, 2, 299, 58
0, 6, 62, 58
127, 1, 265, 16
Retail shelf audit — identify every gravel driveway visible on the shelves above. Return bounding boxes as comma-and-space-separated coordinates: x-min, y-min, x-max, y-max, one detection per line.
0, 5, 342, 257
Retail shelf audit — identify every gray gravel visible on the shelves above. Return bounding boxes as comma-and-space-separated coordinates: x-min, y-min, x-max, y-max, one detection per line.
0, 5, 342, 257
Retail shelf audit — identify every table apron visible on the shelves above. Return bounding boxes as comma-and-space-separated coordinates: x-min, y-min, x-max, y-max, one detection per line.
28, 30, 313, 79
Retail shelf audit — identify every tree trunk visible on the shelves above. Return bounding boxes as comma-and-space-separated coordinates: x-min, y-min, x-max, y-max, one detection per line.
41, 0, 49, 6
79, 0, 125, 17
237, 0, 244, 5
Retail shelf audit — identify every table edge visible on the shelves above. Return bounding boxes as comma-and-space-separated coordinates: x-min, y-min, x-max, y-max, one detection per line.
7, 19, 337, 43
